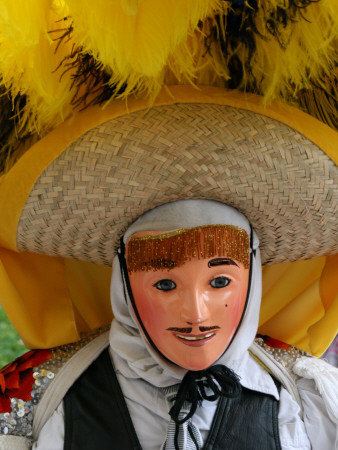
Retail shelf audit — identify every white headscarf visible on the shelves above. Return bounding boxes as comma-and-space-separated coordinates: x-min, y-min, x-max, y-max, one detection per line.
109, 199, 261, 387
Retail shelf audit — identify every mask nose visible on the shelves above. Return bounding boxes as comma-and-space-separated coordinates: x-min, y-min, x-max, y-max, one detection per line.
180, 287, 210, 325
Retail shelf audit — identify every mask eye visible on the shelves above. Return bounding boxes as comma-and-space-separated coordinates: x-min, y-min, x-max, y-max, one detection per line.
210, 276, 230, 288
153, 279, 177, 291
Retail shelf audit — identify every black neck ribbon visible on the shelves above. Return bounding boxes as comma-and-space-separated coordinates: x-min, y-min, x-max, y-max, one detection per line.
169, 364, 241, 425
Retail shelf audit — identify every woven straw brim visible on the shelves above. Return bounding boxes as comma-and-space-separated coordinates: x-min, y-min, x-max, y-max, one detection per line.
16, 102, 337, 265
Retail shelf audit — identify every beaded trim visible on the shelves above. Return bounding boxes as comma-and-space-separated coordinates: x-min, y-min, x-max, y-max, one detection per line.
0, 326, 109, 439
255, 335, 310, 369
126, 224, 250, 272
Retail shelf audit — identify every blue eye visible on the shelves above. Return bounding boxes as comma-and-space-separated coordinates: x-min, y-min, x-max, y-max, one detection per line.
210, 276, 230, 288
154, 279, 177, 291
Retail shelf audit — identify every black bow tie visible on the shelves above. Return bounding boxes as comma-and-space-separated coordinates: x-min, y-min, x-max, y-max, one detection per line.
169, 364, 242, 425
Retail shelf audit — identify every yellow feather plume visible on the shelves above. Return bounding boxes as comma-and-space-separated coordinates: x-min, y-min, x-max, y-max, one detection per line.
0, 0, 337, 166
208, 0, 338, 104
0, 0, 76, 135
67, 0, 221, 76
255, 0, 338, 102
66, 0, 223, 98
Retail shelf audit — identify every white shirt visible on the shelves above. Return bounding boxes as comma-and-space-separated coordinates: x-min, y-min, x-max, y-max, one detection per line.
33, 350, 318, 450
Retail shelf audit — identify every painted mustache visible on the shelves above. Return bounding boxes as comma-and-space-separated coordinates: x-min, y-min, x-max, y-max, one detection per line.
166, 326, 220, 333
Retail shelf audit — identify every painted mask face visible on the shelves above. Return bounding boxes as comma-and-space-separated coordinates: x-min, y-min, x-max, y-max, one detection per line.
127, 231, 250, 370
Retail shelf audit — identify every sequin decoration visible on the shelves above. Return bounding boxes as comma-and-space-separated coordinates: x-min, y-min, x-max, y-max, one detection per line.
127, 224, 250, 272
0, 325, 109, 438
255, 335, 310, 368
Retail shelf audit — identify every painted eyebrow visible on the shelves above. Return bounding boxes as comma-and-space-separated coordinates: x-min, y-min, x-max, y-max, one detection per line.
208, 258, 239, 268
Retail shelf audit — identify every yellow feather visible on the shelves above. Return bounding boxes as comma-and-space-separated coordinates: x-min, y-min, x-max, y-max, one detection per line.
0, 0, 337, 146
0, 0, 52, 46
204, 0, 338, 110
0, 0, 76, 135
253, 0, 338, 102
66, 0, 221, 76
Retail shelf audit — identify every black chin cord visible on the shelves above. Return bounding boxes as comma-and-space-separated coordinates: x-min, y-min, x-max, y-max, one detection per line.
169, 365, 241, 424
169, 365, 241, 449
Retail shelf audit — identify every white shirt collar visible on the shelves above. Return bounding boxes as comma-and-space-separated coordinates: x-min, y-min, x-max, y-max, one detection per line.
234, 350, 280, 400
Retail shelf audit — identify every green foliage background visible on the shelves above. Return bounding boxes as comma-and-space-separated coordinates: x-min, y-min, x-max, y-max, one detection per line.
0, 306, 27, 368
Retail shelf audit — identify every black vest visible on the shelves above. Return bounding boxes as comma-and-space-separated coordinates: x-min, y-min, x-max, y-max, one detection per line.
63, 349, 281, 450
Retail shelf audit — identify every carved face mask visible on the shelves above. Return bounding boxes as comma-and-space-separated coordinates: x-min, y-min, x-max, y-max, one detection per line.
124, 225, 251, 370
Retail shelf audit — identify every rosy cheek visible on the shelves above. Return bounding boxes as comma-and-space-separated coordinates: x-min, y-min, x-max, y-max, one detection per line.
135, 291, 169, 329
227, 307, 241, 330
226, 289, 246, 327
133, 293, 154, 325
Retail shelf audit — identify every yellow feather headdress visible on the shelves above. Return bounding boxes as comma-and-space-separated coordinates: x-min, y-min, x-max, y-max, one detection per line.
0, 0, 337, 171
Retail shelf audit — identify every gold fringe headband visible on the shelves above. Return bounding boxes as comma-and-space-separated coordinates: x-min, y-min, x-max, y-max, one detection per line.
126, 225, 250, 273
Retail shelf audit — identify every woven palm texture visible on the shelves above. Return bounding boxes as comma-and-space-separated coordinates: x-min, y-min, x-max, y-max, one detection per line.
16, 103, 337, 265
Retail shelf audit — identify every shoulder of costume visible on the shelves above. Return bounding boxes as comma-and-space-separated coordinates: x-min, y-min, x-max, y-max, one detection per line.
252, 334, 338, 424
0, 326, 109, 440
253, 334, 311, 369
251, 334, 309, 407
252, 335, 311, 409
252, 334, 312, 393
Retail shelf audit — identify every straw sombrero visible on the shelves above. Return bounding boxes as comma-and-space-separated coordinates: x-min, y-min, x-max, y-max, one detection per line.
3, 87, 337, 266
0, 1, 337, 355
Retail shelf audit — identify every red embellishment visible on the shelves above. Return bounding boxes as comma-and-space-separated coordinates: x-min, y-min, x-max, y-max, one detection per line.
0, 349, 51, 413
257, 334, 291, 350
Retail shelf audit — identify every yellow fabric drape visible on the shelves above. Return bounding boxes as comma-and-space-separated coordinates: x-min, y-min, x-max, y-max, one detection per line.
0, 87, 337, 354
0, 250, 79, 348
0, 250, 113, 349
260, 256, 338, 355
0, 249, 336, 356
